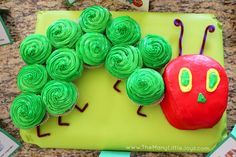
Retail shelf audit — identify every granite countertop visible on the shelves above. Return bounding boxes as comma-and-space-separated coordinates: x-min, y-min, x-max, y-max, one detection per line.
0, 0, 235, 156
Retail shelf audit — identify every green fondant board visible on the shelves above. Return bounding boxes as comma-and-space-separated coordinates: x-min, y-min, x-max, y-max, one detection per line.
20, 11, 227, 153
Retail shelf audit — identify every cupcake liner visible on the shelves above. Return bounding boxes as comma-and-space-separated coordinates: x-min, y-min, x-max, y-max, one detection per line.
84, 63, 104, 69
47, 104, 76, 117
145, 95, 165, 106
36, 113, 49, 126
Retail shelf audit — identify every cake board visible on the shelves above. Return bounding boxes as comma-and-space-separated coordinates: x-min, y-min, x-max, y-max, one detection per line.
20, 11, 227, 153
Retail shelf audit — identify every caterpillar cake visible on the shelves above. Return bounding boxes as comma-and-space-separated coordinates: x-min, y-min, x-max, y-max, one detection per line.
11, 6, 228, 153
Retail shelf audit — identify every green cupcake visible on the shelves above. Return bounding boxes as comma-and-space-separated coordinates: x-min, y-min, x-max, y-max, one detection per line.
79, 5, 112, 33
20, 34, 52, 65
46, 19, 83, 48
106, 16, 141, 45
46, 48, 83, 81
76, 33, 111, 66
10, 93, 46, 129
105, 45, 143, 79
126, 68, 165, 106
17, 64, 48, 93
41, 80, 78, 116
138, 35, 172, 69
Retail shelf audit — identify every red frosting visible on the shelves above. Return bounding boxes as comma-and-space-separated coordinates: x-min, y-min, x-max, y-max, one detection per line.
161, 54, 228, 130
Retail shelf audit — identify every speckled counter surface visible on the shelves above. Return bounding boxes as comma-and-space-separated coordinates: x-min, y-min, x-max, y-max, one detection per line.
0, 0, 235, 157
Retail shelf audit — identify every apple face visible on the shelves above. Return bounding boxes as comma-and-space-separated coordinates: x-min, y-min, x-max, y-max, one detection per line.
161, 54, 228, 130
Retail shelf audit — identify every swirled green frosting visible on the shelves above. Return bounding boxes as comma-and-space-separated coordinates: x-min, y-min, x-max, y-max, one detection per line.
106, 16, 141, 45
126, 68, 165, 106
105, 45, 143, 79
17, 64, 48, 93
46, 19, 83, 49
76, 33, 111, 66
20, 34, 52, 65
138, 35, 172, 69
79, 5, 111, 33
46, 48, 83, 81
41, 80, 78, 116
10, 93, 46, 129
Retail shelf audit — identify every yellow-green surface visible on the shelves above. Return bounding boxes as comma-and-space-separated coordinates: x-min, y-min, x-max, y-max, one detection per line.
20, 11, 227, 153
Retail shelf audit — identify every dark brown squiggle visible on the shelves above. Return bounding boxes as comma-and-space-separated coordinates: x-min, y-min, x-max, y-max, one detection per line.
75, 103, 89, 112
58, 116, 70, 126
137, 106, 147, 117
36, 126, 50, 138
113, 79, 121, 93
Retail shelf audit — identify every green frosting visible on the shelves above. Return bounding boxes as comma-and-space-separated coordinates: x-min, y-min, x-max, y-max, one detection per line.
76, 33, 111, 66
138, 35, 172, 69
10, 93, 46, 129
209, 72, 218, 89
41, 80, 78, 116
20, 34, 52, 65
198, 93, 206, 103
106, 16, 141, 45
181, 70, 190, 86
105, 45, 143, 79
46, 19, 83, 49
46, 48, 83, 81
17, 64, 48, 93
126, 68, 165, 106
79, 5, 111, 33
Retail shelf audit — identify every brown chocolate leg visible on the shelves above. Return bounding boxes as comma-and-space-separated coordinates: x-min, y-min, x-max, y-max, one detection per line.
113, 79, 121, 93
36, 126, 50, 138
75, 103, 88, 112
137, 106, 147, 117
58, 116, 70, 126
